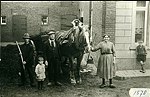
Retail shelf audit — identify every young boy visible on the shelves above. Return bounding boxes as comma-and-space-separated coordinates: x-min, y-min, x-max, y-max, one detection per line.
136, 40, 147, 73
35, 56, 46, 90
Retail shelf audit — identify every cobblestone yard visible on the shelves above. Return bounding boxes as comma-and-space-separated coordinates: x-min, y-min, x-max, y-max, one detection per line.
0, 74, 150, 97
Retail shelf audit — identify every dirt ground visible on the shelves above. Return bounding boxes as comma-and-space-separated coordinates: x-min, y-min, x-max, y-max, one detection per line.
0, 74, 150, 97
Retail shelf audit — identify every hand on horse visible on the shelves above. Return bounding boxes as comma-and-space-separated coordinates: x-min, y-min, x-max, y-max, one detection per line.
90, 46, 94, 52
86, 44, 91, 52
87, 46, 92, 53
84, 46, 91, 53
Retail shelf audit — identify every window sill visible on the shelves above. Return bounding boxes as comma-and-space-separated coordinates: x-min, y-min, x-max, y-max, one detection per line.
1, 23, 6, 25
129, 44, 150, 51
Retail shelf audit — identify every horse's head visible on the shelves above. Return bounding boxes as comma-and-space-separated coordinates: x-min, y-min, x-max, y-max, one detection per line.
71, 19, 83, 31
71, 19, 82, 26
72, 22, 91, 52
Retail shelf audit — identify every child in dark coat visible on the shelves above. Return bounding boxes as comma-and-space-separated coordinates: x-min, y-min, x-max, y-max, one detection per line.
136, 40, 147, 73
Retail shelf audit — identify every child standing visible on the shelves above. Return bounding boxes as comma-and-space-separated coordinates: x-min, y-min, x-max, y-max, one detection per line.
136, 40, 147, 73
35, 56, 46, 90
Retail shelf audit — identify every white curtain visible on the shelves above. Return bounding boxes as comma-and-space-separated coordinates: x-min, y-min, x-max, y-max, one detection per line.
135, 11, 145, 42
136, 11, 145, 29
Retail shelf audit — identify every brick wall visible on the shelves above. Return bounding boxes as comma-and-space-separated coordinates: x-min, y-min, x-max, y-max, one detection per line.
104, 1, 116, 43
79, 1, 103, 44
79, 1, 116, 67
1, 5, 13, 42
2, 1, 150, 70
91, 1, 103, 67
1, 1, 79, 42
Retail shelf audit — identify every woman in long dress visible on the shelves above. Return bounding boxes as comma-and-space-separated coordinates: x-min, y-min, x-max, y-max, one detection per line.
91, 34, 116, 88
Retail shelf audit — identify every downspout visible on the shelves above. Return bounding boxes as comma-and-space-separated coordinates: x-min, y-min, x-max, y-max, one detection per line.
80, 9, 84, 23
89, 1, 93, 43
147, 2, 150, 47
102, 1, 106, 36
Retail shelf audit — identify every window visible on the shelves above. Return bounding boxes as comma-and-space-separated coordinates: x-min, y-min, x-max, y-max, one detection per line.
134, 1, 149, 43
136, 1, 146, 7
41, 16, 48, 25
61, 1, 73, 7
1, 16, 6, 25
135, 11, 145, 42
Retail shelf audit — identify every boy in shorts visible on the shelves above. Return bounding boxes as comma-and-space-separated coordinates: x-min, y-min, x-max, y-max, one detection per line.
136, 40, 147, 73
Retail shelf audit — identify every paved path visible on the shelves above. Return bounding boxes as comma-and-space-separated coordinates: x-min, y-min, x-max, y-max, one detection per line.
115, 69, 150, 80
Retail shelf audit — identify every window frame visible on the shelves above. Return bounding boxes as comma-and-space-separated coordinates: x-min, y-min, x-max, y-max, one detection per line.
132, 1, 149, 46
41, 15, 48, 25
1, 16, 7, 25
60, 1, 74, 7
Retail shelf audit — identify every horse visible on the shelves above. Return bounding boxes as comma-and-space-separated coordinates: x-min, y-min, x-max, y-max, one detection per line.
30, 20, 91, 85
55, 22, 91, 84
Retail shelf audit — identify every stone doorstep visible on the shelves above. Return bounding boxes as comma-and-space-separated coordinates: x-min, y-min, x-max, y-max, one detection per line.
114, 69, 150, 80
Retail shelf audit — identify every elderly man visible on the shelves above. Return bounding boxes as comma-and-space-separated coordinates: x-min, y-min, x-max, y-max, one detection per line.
44, 30, 62, 86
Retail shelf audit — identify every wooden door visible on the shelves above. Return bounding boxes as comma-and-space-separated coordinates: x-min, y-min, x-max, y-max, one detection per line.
12, 15, 27, 41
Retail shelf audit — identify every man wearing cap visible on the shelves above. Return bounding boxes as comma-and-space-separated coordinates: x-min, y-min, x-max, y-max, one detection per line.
44, 30, 62, 86
19, 33, 36, 87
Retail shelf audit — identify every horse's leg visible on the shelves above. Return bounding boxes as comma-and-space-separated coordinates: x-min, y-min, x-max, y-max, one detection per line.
61, 57, 67, 78
69, 57, 76, 85
75, 53, 84, 84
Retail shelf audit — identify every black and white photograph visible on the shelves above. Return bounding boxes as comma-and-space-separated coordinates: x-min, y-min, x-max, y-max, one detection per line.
0, 1, 150, 97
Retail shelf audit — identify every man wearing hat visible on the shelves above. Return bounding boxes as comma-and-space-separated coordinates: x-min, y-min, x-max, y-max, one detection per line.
44, 30, 62, 86
19, 33, 36, 87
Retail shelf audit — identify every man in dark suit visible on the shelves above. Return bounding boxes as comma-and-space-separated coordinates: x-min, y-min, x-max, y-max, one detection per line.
44, 30, 62, 86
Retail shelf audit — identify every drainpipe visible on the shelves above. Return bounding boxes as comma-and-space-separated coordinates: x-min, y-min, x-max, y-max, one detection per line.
89, 1, 93, 43
102, 1, 106, 36
147, 2, 150, 47
80, 9, 84, 23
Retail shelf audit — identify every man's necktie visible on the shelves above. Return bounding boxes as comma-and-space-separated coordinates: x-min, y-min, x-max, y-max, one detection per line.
51, 41, 55, 47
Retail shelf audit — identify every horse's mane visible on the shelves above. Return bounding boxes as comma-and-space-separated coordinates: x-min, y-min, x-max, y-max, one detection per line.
55, 28, 74, 43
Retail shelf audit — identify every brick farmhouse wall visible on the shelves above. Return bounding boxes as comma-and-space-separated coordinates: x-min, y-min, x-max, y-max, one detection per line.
1, 1, 150, 70
1, 1, 79, 42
